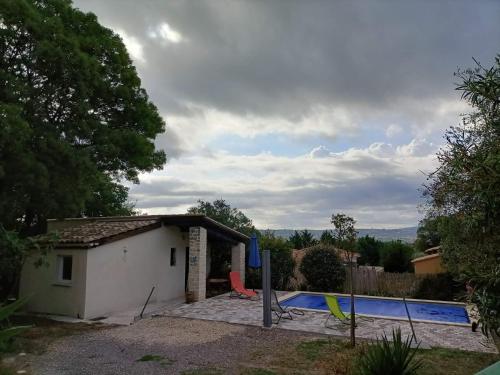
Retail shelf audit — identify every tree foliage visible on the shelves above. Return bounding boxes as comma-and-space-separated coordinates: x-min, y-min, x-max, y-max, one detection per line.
0, 0, 166, 234
288, 231, 302, 249
331, 212, 357, 347
0, 296, 31, 352
356, 235, 383, 266
381, 240, 414, 273
299, 245, 345, 292
82, 174, 137, 217
247, 231, 295, 290
413, 273, 463, 301
188, 199, 256, 280
0, 226, 56, 299
319, 230, 335, 245
261, 233, 295, 290
187, 199, 256, 236
423, 55, 500, 335
288, 230, 318, 249
414, 217, 442, 254
331, 213, 357, 252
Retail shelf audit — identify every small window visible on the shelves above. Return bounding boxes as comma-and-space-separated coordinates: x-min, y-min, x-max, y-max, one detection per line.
57, 255, 73, 282
170, 248, 176, 266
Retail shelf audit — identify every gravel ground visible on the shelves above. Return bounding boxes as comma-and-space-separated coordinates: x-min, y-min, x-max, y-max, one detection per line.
25, 316, 321, 374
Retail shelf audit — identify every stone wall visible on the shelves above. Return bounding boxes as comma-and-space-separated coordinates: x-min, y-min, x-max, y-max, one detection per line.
188, 226, 207, 301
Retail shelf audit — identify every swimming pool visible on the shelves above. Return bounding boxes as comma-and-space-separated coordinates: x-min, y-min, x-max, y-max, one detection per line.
280, 292, 470, 325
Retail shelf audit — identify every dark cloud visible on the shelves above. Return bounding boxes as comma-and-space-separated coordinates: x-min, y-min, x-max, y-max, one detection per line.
127, 150, 425, 227
74, 0, 500, 118
70, 1, 499, 227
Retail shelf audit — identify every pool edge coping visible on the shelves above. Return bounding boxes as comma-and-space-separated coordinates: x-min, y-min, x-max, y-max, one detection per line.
278, 291, 473, 328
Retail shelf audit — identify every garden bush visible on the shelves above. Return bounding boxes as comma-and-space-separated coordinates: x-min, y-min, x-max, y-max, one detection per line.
0, 297, 30, 352
300, 245, 345, 292
381, 241, 414, 273
246, 233, 295, 290
413, 273, 463, 301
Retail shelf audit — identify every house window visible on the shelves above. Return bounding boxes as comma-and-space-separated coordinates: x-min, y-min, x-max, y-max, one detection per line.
170, 248, 176, 266
57, 255, 73, 282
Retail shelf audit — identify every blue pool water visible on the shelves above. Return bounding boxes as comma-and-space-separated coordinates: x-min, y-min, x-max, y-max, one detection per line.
281, 293, 469, 324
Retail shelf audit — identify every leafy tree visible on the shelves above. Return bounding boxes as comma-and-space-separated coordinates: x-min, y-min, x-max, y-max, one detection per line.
423, 55, 500, 336
0, 226, 56, 299
288, 230, 303, 249
414, 217, 442, 254
331, 213, 357, 347
188, 199, 256, 279
299, 230, 318, 248
247, 231, 295, 290
320, 230, 335, 245
0, 0, 166, 235
299, 245, 345, 292
356, 235, 382, 266
381, 240, 414, 273
288, 230, 318, 249
187, 199, 256, 236
82, 175, 137, 217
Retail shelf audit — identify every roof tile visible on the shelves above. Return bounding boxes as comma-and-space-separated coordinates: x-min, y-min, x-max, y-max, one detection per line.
55, 219, 160, 245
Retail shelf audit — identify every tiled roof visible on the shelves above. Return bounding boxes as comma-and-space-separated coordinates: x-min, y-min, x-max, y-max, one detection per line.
45, 214, 249, 248
424, 245, 441, 254
54, 219, 161, 247
411, 252, 441, 263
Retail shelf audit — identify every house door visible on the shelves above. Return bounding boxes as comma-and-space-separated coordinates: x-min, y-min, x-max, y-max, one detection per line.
184, 246, 189, 292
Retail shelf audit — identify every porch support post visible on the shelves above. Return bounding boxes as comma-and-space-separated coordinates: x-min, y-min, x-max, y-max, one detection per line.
188, 226, 207, 301
231, 242, 246, 285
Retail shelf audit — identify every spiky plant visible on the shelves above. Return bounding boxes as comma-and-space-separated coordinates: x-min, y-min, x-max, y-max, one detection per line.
0, 297, 30, 352
355, 328, 423, 375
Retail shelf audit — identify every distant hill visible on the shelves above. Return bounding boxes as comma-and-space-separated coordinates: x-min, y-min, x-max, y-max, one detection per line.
263, 227, 417, 243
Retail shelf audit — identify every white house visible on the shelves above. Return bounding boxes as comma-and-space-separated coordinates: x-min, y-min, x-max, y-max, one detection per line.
19, 215, 248, 319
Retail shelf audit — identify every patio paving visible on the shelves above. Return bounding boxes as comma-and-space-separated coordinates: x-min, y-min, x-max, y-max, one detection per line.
163, 292, 498, 354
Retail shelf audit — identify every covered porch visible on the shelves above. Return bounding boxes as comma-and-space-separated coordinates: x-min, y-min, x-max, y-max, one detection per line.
161, 214, 249, 302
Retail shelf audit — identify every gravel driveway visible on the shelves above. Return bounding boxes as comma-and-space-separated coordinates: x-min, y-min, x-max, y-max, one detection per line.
26, 316, 320, 374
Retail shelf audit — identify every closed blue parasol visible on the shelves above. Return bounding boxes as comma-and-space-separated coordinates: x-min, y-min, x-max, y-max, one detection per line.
248, 233, 261, 269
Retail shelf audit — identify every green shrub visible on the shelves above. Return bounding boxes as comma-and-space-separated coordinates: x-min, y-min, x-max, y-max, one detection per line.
246, 232, 295, 290
413, 273, 463, 301
381, 241, 414, 273
0, 297, 30, 352
468, 266, 500, 337
299, 245, 345, 292
355, 328, 423, 375
356, 235, 383, 266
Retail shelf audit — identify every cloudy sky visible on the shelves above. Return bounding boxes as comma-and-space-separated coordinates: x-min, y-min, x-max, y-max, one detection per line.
74, 0, 500, 229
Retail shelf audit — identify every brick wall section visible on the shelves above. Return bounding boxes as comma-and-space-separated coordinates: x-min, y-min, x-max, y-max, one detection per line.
188, 226, 207, 301
231, 242, 246, 286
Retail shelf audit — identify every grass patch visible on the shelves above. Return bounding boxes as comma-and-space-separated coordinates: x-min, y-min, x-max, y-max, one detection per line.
296, 339, 331, 361
0, 367, 16, 375
255, 337, 499, 375
136, 354, 174, 367
136, 354, 165, 362
181, 368, 225, 375
240, 369, 277, 375
416, 347, 498, 375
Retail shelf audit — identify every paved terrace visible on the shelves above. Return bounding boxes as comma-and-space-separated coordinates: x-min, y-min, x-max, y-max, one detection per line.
163, 292, 497, 354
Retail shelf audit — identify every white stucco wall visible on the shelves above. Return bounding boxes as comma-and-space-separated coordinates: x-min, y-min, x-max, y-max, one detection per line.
19, 249, 88, 318
20, 225, 188, 319
84, 225, 187, 318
